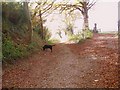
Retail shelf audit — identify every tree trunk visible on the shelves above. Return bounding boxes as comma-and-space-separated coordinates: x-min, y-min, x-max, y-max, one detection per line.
39, 9, 44, 40
82, 11, 89, 30
82, 8, 89, 39
23, 2, 33, 44
82, 1, 89, 31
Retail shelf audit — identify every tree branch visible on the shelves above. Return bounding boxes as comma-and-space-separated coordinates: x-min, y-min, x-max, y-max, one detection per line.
41, 0, 56, 15
87, 0, 97, 10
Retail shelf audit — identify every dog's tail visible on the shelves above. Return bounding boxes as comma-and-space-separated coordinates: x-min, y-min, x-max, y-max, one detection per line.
52, 45, 55, 46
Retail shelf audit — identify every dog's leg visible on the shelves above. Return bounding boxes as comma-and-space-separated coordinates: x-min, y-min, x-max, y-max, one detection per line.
43, 47, 45, 51
50, 47, 52, 52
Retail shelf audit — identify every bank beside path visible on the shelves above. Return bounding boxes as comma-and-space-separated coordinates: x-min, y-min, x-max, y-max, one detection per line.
2, 34, 118, 88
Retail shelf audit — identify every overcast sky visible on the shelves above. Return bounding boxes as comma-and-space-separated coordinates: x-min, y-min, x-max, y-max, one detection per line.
89, 1, 118, 32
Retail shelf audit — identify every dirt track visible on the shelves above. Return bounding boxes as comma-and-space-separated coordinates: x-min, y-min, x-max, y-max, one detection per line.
2, 34, 118, 88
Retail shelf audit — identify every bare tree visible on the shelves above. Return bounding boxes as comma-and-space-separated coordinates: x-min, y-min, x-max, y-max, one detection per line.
63, 11, 78, 35
58, 0, 97, 30
30, 0, 57, 39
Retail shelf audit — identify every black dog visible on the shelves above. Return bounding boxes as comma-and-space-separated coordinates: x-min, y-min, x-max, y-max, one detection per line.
43, 45, 55, 52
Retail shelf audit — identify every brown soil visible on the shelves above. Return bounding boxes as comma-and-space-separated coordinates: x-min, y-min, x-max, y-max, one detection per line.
2, 34, 118, 88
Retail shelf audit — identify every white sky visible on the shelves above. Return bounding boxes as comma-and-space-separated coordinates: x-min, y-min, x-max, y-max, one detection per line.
119, 1, 120, 20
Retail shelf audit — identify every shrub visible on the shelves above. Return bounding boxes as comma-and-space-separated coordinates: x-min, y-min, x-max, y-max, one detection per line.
2, 37, 24, 61
83, 29, 93, 39
48, 39, 60, 44
68, 32, 83, 43
27, 41, 39, 52
68, 29, 93, 43
44, 27, 52, 41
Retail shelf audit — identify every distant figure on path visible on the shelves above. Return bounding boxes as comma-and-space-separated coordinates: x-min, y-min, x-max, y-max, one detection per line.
118, 20, 120, 32
93, 23, 98, 33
